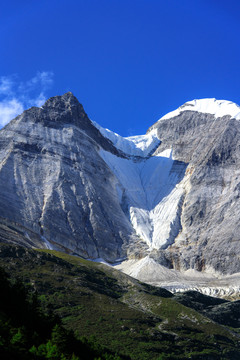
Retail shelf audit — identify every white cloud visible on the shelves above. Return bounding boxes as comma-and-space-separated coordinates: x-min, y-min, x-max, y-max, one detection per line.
0, 71, 54, 127
0, 99, 24, 126
0, 76, 14, 95
29, 92, 46, 108
19, 71, 54, 94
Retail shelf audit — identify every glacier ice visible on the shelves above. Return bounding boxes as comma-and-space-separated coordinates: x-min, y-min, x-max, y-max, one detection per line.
99, 145, 187, 250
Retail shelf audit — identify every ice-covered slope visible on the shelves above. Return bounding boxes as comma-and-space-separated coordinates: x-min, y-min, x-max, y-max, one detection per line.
94, 119, 187, 251
159, 98, 240, 121
100, 148, 187, 249
92, 121, 160, 157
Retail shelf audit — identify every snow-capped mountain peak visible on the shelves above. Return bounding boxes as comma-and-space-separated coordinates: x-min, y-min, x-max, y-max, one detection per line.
159, 98, 240, 122
93, 98, 240, 158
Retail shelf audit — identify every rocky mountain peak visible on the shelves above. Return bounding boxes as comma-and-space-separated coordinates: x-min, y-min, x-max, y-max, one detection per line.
43, 91, 79, 107
39, 92, 92, 129
6, 92, 123, 156
6, 91, 89, 131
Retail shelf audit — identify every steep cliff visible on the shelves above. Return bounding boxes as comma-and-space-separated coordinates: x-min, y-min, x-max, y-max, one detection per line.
0, 93, 139, 262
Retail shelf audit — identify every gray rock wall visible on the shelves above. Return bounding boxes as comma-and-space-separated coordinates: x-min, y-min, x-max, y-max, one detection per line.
150, 112, 240, 274
0, 93, 136, 261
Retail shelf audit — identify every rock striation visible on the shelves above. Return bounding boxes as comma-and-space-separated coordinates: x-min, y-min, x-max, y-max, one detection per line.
1, 94, 240, 292
149, 107, 240, 275
0, 93, 138, 261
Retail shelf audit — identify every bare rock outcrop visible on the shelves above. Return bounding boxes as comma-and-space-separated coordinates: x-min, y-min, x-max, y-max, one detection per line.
149, 110, 240, 274
0, 93, 137, 261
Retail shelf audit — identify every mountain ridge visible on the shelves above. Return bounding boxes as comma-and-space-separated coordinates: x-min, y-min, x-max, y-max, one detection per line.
1, 93, 240, 295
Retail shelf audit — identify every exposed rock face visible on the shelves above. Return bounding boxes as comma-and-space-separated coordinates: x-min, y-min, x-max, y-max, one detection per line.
149, 111, 240, 275
1, 94, 240, 288
0, 93, 138, 261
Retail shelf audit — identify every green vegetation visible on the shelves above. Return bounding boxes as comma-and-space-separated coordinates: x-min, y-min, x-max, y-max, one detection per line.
0, 243, 240, 359
0, 266, 129, 359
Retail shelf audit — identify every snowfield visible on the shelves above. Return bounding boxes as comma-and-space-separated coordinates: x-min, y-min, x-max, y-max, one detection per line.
92, 121, 160, 157
159, 98, 240, 122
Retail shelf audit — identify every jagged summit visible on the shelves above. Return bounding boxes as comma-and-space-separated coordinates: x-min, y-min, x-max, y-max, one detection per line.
31, 91, 92, 129
6, 92, 122, 156
43, 91, 79, 108
4, 92, 88, 130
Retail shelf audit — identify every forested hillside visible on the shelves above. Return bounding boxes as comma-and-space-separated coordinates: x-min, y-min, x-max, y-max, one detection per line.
0, 244, 240, 359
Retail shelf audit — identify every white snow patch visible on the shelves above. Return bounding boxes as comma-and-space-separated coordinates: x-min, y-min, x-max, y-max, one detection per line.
159, 98, 240, 122
92, 120, 160, 157
90, 257, 126, 266
90, 258, 112, 266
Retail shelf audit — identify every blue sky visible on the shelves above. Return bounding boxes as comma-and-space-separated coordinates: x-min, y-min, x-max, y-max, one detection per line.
1, 0, 240, 136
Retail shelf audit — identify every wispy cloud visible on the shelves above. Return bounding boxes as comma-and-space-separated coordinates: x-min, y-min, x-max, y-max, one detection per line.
0, 77, 14, 95
0, 71, 54, 126
0, 99, 24, 126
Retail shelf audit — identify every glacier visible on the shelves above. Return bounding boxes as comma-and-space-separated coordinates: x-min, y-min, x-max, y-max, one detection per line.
95, 109, 189, 251
96, 98, 240, 253
93, 98, 240, 297
99, 148, 187, 250
92, 121, 161, 157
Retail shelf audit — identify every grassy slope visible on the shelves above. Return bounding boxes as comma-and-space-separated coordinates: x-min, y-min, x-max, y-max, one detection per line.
0, 243, 239, 359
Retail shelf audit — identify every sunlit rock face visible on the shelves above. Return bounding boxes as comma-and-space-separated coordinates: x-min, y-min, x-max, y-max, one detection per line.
95, 99, 240, 278
0, 93, 138, 261
149, 108, 240, 276
1, 94, 240, 287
